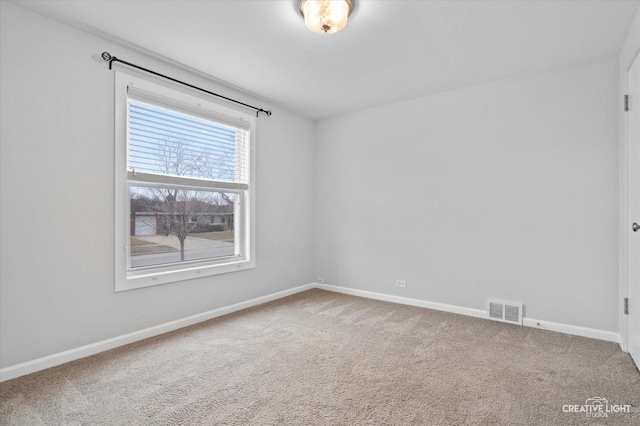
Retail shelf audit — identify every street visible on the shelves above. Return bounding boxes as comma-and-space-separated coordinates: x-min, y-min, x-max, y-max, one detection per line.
131, 235, 235, 268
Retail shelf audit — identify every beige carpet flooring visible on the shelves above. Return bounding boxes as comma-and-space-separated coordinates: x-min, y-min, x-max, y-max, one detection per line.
1, 289, 639, 425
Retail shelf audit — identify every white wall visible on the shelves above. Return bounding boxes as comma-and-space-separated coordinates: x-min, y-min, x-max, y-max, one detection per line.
0, 0, 628, 370
619, 6, 640, 350
0, 2, 315, 368
315, 58, 620, 332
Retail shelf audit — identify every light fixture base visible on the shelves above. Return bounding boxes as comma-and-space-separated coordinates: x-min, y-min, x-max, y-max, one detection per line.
298, 0, 355, 18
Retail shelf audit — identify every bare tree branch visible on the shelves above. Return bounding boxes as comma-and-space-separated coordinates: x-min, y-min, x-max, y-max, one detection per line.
131, 134, 235, 262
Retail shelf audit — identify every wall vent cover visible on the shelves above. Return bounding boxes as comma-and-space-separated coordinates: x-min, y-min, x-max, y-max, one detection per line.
487, 299, 523, 325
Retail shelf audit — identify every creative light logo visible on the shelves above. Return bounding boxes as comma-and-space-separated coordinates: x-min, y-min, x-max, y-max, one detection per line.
562, 397, 631, 418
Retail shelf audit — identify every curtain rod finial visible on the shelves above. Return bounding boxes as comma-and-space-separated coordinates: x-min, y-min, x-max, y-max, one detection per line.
101, 52, 112, 62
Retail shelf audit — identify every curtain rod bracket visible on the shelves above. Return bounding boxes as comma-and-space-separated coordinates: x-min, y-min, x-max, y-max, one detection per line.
100, 51, 272, 117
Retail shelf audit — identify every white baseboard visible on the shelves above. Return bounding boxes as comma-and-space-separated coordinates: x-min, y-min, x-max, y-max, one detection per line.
617, 333, 625, 350
1, 282, 624, 382
0, 283, 315, 382
522, 318, 621, 344
315, 283, 487, 319
316, 283, 622, 345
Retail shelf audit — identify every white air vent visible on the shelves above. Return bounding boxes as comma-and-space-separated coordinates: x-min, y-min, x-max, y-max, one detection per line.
487, 299, 523, 325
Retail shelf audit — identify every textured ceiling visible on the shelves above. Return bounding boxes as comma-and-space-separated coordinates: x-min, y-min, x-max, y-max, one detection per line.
11, 0, 640, 120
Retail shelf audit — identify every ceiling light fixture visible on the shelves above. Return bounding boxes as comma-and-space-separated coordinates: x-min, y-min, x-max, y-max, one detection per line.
299, 0, 355, 34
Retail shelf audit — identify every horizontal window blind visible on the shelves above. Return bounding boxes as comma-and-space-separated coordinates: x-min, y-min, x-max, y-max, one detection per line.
128, 86, 250, 130
127, 96, 250, 186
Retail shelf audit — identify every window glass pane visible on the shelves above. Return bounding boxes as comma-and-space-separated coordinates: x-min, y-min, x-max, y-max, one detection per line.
128, 100, 240, 182
129, 186, 235, 269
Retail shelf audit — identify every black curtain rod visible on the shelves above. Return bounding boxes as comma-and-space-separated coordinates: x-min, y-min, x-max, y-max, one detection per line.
101, 52, 272, 117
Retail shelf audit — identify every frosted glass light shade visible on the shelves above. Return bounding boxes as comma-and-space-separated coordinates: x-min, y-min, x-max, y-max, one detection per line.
300, 0, 353, 34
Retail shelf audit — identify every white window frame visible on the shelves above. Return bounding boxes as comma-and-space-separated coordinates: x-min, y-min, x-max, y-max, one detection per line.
114, 68, 256, 292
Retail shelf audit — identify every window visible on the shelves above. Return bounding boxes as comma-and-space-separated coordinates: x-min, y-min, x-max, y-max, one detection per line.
115, 70, 255, 291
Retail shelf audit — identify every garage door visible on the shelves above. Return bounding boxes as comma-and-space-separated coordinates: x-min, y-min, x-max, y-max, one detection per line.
135, 216, 157, 236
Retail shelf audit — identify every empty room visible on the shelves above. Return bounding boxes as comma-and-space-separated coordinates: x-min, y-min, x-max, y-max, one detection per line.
1, 0, 640, 424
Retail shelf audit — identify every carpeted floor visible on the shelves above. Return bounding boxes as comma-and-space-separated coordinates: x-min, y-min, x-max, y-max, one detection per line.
1, 289, 639, 425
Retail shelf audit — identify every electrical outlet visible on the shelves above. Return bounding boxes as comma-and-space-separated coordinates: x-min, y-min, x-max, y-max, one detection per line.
395, 280, 407, 288
317, 277, 325, 284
